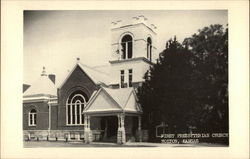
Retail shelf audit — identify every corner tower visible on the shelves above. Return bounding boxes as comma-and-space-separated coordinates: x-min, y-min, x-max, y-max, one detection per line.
109, 15, 157, 88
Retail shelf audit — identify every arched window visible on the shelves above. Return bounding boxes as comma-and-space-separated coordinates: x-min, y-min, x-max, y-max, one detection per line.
147, 37, 152, 61
66, 90, 88, 125
121, 35, 133, 59
29, 109, 37, 126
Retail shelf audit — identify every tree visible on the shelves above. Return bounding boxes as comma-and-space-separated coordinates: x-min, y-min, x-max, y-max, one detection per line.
137, 24, 228, 142
137, 37, 194, 141
183, 24, 228, 133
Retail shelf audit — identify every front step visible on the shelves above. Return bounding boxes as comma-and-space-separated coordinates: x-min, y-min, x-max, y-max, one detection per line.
102, 135, 117, 143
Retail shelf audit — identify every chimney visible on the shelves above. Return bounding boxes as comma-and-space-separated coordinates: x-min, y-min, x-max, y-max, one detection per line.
48, 74, 56, 84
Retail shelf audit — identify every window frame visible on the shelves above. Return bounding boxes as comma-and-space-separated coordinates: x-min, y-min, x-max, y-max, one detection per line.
128, 69, 133, 87
121, 34, 133, 60
147, 37, 152, 61
28, 109, 37, 127
120, 70, 125, 88
66, 93, 87, 126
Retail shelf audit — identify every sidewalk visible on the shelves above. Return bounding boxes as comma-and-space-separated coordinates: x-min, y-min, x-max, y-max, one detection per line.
126, 142, 226, 147
24, 141, 226, 148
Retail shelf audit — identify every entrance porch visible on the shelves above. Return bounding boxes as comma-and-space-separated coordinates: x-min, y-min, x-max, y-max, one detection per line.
83, 113, 142, 144
82, 87, 143, 144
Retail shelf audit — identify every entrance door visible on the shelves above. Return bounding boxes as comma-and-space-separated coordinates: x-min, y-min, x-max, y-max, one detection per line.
100, 116, 118, 142
107, 116, 118, 137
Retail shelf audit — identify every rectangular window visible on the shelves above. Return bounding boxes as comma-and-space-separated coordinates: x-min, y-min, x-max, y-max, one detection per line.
72, 105, 75, 124
67, 103, 85, 125
34, 114, 37, 125
120, 70, 125, 88
128, 41, 132, 58
67, 105, 71, 124
29, 111, 37, 126
121, 43, 126, 59
30, 114, 33, 125
128, 69, 133, 87
81, 104, 84, 124
76, 104, 80, 124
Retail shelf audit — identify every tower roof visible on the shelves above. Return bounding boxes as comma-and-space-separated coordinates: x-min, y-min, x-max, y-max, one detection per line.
24, 67, 57, 97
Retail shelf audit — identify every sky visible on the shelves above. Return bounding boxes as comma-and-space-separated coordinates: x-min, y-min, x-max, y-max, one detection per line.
24, 10, 227, 86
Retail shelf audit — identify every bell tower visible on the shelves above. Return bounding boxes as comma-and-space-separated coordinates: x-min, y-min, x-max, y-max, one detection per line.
109, 15, 157, 88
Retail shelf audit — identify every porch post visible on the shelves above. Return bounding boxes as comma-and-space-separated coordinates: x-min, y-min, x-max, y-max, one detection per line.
138, 115, 142, 142
84, 115, 88, 143
88, 116, 92, 142
117, 114, 120, 143
117, 114, 126, 144
121, 114, 126, 143
84, 115, 92, 143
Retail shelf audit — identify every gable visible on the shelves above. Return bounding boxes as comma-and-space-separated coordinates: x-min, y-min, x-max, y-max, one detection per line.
103, 87, 132, 107
58, 65, 98, 105
84, 90, 122, 113
124, 92, 141, 112
61, 65, 96, 90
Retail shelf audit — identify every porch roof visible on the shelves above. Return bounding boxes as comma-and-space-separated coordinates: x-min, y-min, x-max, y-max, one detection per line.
83, 87, 142, 115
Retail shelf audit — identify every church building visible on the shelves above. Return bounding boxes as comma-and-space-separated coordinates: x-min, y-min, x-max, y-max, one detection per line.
23, 15, 157, 144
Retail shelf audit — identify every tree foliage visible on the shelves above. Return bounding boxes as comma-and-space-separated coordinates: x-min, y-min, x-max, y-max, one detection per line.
137, 24, 228, 141
183, 24, 228, 132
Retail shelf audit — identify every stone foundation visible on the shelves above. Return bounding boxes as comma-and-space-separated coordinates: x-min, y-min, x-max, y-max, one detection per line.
117, 128, 126, 144
23, 129, 148, 143
84, 130, 93, 143
23, 130, 84, 141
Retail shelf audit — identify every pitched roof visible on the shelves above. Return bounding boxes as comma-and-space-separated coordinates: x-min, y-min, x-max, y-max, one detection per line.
83, 86, 142, 114
78, 63, 111, 85
23, 75, 57, 97
92, 64, 111, 75
103, 87, 133, 108
59, 62, 112, 88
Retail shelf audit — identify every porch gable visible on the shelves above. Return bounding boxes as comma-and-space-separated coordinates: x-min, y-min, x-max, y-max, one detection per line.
83, 88, 122, 113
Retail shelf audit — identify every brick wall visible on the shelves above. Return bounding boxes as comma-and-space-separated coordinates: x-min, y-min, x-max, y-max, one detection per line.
57, 65, 99, 130
23, 101, 49, 130
51, 105, 58, 130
